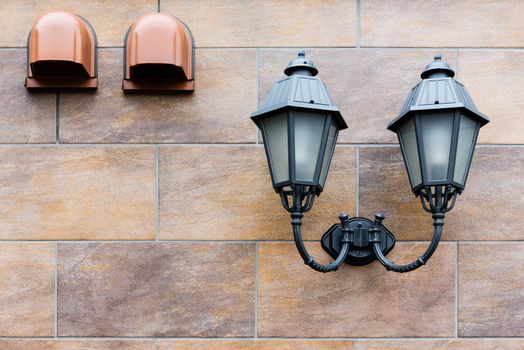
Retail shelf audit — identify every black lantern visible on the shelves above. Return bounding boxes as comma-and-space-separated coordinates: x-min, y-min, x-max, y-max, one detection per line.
252, 53, 488, 274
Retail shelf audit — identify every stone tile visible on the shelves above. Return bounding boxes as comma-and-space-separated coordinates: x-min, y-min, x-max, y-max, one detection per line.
360, 0, 524, 47
458, 50, 524, 144
359, 146, 524, 241
459, 243, 524, 336
60, 49, 256, 143
159, 145, 355, 240
158, 339, 355, 350
0, 146, 155, 240
0, 50, 56, 143
58, 242, 255, 337
258, 49, 457, 144
161, 0, 356, 47
258, 242, 455, 337
0, 0, 156, 47
0, 339, 153, 350
0, 243, 54, 336
358, 339, 524, 350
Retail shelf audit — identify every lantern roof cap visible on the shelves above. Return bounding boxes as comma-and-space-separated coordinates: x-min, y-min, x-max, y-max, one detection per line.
421, 54, 455, 79
284, 51, 319, 77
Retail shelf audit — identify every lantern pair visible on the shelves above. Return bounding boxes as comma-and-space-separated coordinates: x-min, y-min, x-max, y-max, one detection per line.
251, 52, 489, 273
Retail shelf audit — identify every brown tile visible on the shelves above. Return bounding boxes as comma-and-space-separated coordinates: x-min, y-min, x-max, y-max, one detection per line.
358, 339, 524, 350
458, 50, 524, 144
258, 49, 457, 144
0, 0, 156, 47
0, 339, 153, 350
159, 145, 355, 240
0, 50, 55, 143
459, 243, 524, 336
258, 242, 455, 337
359, 146, 524, 241
360, 0, 524, 47
0, 243, 54, 336
60, 49, 256, 143
158, 339, 354, 350
0, 146, 155, 240
161, 0, 356, 47
58, 242, 255, 337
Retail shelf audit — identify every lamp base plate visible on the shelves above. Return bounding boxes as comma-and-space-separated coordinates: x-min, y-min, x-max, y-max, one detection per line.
321, 217, 396, 266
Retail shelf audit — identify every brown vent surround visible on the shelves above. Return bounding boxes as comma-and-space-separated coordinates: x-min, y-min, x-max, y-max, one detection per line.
25, 11, 98, 89
123, 13, 195, 92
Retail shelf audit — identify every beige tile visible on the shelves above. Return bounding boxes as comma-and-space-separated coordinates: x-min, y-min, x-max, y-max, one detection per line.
358, 339, 524, 350
258, 242, 455, 337
0, 50, 56, 143
360, 0, 524, 47
159, 145, 355, 240
60, 49, 257, 143
161, 0, 356, 47
58, 242, 255, 336
0, 0, 156, 47
459, 243, 524, 336
458, 50, 524, 144
158, 339, 354, 350
0, 146, 155, 240
359, 146, 524, 241
0, 339, 153, 350
258, 49, 457, 143
0, 243, 54, 336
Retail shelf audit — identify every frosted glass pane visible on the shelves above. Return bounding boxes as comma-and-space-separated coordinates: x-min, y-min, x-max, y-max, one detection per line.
420, 113, 454, 182
453, 114, 478, 185
263, 113, 289, 184
398, 118, 422, 188
319, 121, 338, 188
294, 112, 326, 182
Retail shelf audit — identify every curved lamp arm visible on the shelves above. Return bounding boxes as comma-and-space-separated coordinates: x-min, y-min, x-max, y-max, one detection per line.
372, 212, 445, 273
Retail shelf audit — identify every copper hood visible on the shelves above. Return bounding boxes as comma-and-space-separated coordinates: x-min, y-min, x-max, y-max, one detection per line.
25, 11, 98, 89
123, 13, 195, 92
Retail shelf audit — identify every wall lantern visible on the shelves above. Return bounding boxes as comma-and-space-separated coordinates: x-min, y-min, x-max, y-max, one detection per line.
252, 52, 489, 273
25, 11, 98, 89
122, 13, 195, 92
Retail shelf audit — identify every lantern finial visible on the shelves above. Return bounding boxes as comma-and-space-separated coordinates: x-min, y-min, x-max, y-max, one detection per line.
284, 50, 319, 77
421, 53, 455, 79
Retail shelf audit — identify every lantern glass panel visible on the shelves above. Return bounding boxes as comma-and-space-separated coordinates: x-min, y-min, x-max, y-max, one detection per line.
318, 120, 338, 188
263, 113, 289, 184
453, 114, 478, 185
294, 111, 327, 182
419, 112, 454, 182
398, 117, 422, 189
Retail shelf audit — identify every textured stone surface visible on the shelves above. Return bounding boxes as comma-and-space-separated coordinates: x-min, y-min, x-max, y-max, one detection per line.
258, 49, 457, 144
58, 242, 255, 336
0, 339, 153, 350
0, 0, 156, 47
360, 0, 524, 47
358, 339, 524, 350
258, 242, 455, 337
158, 339, 354, 350
459, 243, 524, 336
458, 50, 524, 144
0, 50, 56, 143
359, 146, 524, 241
161, 0, 356, 47
60, 49, 256, 143
159, 145, 355, 240
0, 146, 155, 240
0, 243, 54, 336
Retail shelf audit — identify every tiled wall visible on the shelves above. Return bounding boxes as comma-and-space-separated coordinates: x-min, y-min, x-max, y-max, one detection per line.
0, 1, 523, 349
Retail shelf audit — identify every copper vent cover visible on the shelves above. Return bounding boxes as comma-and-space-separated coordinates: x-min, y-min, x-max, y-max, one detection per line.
25, 11, 98, 89
123, 13, 195, 92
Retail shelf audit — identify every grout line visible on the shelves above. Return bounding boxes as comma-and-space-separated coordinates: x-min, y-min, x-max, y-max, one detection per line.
355, 0, 361, 48
1, 336, 522, 340
154, 337, 157, 349
455, 49, 460, 79
155, 145, 159, 241
55, 93, 60, 144
455, 241, 459, 338
255, 48, 260, 144
157, 0, 160, 12
3, 46, 524, 50
355, 146, 360, 216
354, 338, 358, 350
0, 143, 520, 147
54, 242, 58, 338
0, 239, 519, 243
254, 242, 259, 338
